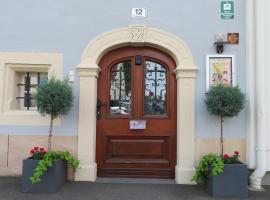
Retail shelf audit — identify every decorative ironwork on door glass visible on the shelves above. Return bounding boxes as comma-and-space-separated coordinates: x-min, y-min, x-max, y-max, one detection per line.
109, 60, 132, 115
144, 60, 167, 115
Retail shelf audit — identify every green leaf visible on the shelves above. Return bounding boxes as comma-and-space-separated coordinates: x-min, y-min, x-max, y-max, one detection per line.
192, 153, 224, 183
30, 151, 80, 184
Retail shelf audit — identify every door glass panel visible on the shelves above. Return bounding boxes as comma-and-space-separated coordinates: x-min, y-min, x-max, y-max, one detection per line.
144, 60, 167, 115
109, 60, 132, 115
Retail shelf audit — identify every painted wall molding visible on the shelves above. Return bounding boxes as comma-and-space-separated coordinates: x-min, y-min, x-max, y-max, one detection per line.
79, 25, 198, 71
75, 25, 198, 184
77, 66, 100, 78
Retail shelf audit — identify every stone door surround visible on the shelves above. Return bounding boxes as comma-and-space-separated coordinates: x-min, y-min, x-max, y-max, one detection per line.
75, 25, 198, 184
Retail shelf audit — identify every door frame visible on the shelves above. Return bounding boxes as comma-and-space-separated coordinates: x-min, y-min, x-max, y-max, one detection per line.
75, 25, 198, 184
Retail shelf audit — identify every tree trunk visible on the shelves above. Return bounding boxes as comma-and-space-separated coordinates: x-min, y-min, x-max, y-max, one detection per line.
48, 115, 54, 151
220, 116, 224, 157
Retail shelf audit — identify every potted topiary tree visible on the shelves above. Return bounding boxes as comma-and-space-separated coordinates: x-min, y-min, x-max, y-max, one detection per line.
205, 84, 245, 156
193, 84, 247, 197
21, 76, 79, 193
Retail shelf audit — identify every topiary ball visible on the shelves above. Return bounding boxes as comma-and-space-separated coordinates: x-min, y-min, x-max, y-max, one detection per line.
205, 84, 245, 118
34, 76, 73, 119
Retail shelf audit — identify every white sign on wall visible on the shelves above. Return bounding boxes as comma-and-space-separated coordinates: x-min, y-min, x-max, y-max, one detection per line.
132, 8, 147, 18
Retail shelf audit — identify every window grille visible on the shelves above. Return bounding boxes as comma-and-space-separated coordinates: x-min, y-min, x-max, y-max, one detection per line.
16, 72, 47, 110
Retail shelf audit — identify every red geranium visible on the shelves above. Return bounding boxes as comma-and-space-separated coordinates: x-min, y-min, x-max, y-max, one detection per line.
223, 151, 240, 164
30, 146, 47, 160
30, 149, 35, 154
223, 154, 229, 159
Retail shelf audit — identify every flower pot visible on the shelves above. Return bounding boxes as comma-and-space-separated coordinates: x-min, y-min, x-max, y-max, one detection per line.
21, 158, 67, 193
206, 163, 248, 197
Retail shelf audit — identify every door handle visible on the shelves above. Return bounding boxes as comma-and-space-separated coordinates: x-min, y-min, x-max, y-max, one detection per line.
96, 99, 105, 120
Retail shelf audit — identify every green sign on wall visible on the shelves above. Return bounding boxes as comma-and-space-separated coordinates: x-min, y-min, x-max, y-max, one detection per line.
221, 1, 234, 19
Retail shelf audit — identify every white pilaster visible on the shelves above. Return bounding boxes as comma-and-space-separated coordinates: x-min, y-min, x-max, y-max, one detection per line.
75, 66, 100, 181
174, 68, 197, 184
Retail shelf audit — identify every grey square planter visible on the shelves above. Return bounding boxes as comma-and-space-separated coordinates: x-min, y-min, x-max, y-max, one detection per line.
21, 158, 67, 193
206, 163, 248, 198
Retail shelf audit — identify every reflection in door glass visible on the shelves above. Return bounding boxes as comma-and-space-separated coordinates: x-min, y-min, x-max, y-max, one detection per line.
144, 60, 167, 115
110, 60, 131, 115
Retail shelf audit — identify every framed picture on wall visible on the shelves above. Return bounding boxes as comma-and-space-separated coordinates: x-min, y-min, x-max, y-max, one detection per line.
206, 55, 236, 90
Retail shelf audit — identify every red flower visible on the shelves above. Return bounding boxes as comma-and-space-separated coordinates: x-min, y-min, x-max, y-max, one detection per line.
223, 154, 229, 159
234, 151, 239, 155
34, 147, 39, 150
40, 148, 44, 151
30, 149, 35, 155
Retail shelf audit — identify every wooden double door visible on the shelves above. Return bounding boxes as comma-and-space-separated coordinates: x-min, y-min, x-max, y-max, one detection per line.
96, 47, 176, 178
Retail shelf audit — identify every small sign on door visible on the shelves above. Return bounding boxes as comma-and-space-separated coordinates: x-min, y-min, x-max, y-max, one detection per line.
130, 120, 146, 129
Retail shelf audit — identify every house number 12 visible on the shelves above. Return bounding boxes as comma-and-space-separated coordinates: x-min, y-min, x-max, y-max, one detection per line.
132, 8, 146, 18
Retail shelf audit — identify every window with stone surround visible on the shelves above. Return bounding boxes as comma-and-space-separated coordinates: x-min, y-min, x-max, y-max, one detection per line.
0, 53, 62, 125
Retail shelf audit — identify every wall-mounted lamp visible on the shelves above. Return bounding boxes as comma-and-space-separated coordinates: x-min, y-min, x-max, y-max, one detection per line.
214, 34, 229, 54
214, 41, 229, 54
214, 33, 239, 54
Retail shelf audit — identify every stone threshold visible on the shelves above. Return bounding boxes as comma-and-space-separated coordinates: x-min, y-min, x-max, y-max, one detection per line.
96, 177, 176, 184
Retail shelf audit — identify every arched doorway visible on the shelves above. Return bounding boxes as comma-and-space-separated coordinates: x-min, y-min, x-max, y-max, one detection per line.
75, 25, 198, 184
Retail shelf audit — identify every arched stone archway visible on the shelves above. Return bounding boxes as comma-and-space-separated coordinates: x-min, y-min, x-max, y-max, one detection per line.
75, 25, 198, 184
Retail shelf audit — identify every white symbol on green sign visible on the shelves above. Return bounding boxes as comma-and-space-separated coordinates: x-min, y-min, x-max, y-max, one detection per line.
221, 1, 234, 19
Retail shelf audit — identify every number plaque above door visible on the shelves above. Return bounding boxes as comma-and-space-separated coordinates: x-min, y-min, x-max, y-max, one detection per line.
131, 8, 147, 18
